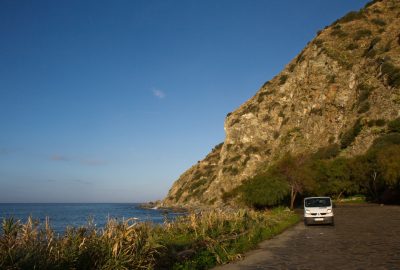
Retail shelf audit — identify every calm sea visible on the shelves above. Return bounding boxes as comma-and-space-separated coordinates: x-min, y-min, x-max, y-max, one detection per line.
0, 203, 184, 233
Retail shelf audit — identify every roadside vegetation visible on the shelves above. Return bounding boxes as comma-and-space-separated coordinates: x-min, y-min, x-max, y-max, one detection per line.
0, 209, 299, 270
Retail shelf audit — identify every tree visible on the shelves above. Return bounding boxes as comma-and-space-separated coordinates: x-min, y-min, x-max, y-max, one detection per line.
312, 158, 357, 200
273, 153, 316, 210
377, 145, 400, 187
349, 152, 383, 201
238, 173, 289, 209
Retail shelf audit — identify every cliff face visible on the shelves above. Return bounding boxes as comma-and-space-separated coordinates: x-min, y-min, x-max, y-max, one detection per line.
162, 0, 400, 207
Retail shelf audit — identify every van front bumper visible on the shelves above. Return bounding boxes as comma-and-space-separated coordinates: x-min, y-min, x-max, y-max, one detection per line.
305, 216, 334, 225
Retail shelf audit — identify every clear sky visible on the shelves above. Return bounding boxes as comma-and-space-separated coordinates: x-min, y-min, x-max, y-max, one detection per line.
0, 0, 370, 203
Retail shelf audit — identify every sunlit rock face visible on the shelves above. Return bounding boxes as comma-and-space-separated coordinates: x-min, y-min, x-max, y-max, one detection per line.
162, 0, 400, 207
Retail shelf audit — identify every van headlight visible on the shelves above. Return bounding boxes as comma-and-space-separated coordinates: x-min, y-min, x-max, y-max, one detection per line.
327, 209, 332, 213
305, 210, 311, 214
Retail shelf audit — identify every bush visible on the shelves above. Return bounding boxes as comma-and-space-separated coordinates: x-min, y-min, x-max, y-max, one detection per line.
327, 74, 336, 84
358, 101, 370, 114
310, 107, 323, 116
320, 46, 353, 70
388, 118, 400, 133
364, 0, 383, 8
367, 119, 386, 127
312, 144, 341, 160
330, 29, 347, 38
370, 133, 400, 150
335, 11, 365, 24
381, 61, 400, 88
363, 37, 381, 58
236, 173, 289, 208
364, 49, 376, 58
262, 80, 271, 88
340, 119, 363, 149
357, 83, 374, 103
279, 75, 288, 85
354, 29, 372, 40
375, 119, 386, 126
346, 43, 359, 50
371, 18, 386, 26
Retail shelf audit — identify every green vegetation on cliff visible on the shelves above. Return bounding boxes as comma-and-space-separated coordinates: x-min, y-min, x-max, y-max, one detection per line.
227, 127, 400, 208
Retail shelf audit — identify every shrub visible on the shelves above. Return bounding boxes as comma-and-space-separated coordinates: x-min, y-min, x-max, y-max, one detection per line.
262, 80, 271, 88
296, 51, 305, 63
354, 29, 372, 40
358, 101, 370, 114
371, 133, 400, 150
364, 48, 376, 58
332, 24, 342, 30
381, 61, 400, 88
357, 83, 374, 103
363, 37, 381, 58
279, 75, 288, 85
335, 11, 365, 24
312, 144, 340, 160
340, 119, 363, 149
320, 46, 353, 70
375, 119, 386, 126
327, 74, 336, 84
245, 146, 259, 155
368, 119, 386, 127
364, 0, 383, 8
330, 29, 347, 38
257, 89, 275, 103
388, 118, 400, 133
383, 41, 391, 52
346, 43, 359, 50
310, 107, 323, 116
371, 18, 386, 26
189, 178, 208, 192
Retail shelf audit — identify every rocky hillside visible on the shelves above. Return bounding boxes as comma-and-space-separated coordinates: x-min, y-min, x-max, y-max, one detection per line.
162, 0, 400, 207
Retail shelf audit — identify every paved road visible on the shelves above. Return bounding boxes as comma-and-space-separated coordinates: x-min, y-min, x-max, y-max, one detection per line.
214, 204, 400, 270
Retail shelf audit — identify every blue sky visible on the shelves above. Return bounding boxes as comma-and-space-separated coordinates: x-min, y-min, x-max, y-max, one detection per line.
0, 0, 370, 203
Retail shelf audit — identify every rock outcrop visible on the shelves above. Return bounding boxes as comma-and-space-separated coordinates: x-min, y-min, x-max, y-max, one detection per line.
162, 0, 400, 207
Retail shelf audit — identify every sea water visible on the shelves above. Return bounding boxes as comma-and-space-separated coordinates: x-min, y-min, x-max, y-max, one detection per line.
0, 203, 184, 233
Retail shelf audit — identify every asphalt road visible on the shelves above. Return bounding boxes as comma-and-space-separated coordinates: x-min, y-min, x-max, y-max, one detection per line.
214, 204, 400, 270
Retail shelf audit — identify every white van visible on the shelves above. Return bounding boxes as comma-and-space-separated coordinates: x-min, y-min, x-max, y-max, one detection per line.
304, 197, 334, 225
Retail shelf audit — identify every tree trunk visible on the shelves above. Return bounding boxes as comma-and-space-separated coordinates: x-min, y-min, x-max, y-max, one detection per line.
290, 186, 297, 210
336, 191, 344, 202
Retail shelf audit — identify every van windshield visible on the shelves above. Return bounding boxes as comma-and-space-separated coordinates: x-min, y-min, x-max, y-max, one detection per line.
305, 198, 331, 207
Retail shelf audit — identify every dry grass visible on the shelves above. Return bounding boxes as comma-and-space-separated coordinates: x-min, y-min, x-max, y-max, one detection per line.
0, 208, 299, 269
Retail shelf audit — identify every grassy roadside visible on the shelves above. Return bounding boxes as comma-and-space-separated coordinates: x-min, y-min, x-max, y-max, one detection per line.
334, 195, 367, 204
0, 208, 299, 269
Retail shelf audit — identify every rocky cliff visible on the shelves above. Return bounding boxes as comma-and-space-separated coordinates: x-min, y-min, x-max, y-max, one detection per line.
162, 0, 400, 207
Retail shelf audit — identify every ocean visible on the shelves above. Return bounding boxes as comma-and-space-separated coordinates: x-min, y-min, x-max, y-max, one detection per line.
0, 203, 184, 233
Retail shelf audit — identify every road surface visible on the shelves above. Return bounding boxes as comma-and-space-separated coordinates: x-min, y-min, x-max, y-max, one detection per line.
214, 204, 400, 269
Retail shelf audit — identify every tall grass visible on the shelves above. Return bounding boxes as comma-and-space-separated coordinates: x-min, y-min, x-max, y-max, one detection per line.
0, 208, 299, 269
